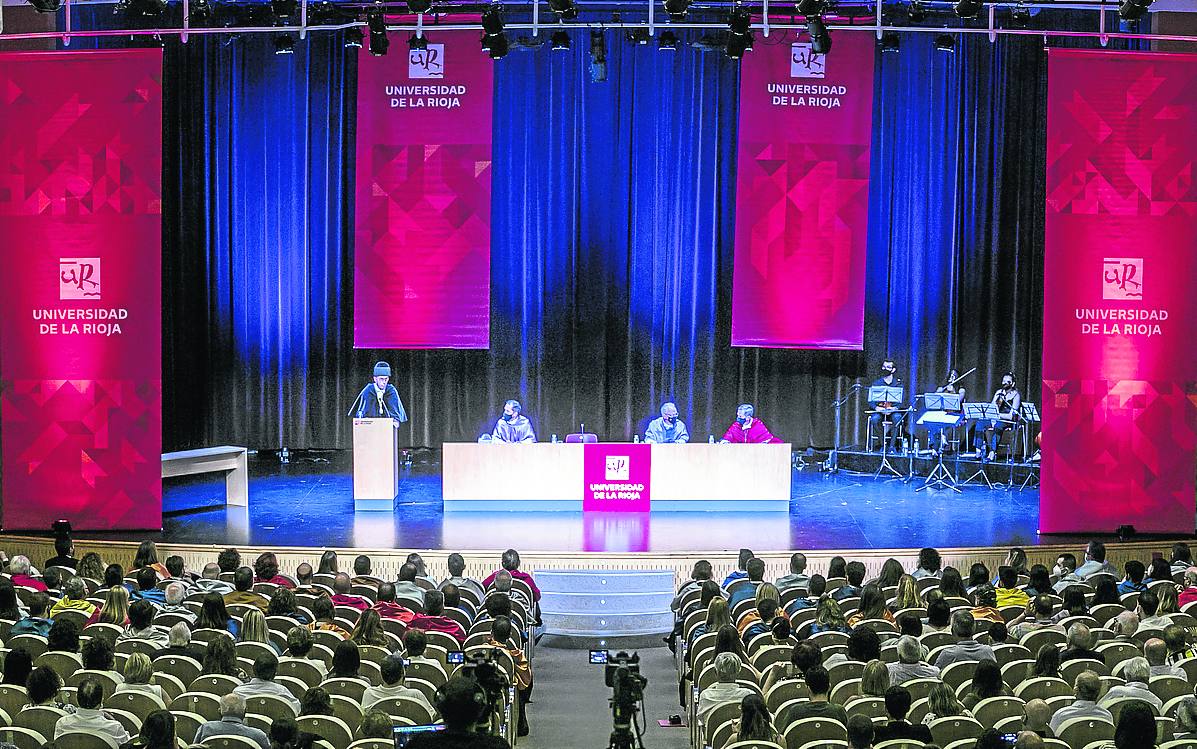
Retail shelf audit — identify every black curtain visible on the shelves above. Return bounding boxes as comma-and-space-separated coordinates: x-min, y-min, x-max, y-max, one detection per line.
154, 22, 1122, 452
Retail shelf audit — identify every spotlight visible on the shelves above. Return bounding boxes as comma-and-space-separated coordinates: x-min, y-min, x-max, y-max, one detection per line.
953, 0, 982, 18
935, 33, 955, 51
807, 16, 831, 54
366, 5, 389, 56
663, 0, 690, 21
1119, 0, 1152, 21
405, 0, 432, 13
907, 0, 927, 23
550, 30, 570, 50
728, 7, 751, 36
408, 33, 428, 51
114, 0, 168, 18
482, 32, 509, 59
796, 0, 826, 16
274, 34, 295, 54
27, 0, 62, 13
627, 29, 652, 45
345, 26, 365, 48
1010, 3, 1031, 27
589, 29, 607, 81
548, 0, 578, 20
658, 30, 678, 50
878, 31, 899, 52
481, 5, 505, 36
188, 0, 212, 24
726, 7, 754, 59
271, 0, 297, 20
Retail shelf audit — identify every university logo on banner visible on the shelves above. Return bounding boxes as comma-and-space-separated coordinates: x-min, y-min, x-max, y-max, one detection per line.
1102, 257, 1143, 301
59, 258, 101, 300
790, 42, 825, 79
409, 45, 445, 79
604, 455, 630, 481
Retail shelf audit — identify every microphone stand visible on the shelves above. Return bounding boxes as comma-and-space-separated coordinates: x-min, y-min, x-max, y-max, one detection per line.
827, 383, 863, 473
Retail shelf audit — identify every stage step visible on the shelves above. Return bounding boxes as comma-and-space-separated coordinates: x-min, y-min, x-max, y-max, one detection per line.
536, 569, 674, 645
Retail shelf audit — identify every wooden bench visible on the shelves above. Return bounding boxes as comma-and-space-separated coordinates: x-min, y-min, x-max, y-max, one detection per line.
161, 446, 248, 506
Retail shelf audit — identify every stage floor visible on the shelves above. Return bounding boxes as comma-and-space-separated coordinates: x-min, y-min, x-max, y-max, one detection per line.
154, 451, 1070, 552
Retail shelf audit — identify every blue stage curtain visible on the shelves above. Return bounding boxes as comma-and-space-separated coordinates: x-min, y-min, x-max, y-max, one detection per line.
57, 11, 1129, 451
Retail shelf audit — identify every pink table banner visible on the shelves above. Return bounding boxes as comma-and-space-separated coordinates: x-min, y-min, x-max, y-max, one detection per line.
354, 31, 494, 349
0, 50, 163, 530
1041, 49, 1197, 534
583, 443, 651, 512
731, 31, 875, 349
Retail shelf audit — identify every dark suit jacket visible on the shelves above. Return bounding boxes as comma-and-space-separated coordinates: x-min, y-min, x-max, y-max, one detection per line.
353, 383, 408, 422
873, 720, 934, 744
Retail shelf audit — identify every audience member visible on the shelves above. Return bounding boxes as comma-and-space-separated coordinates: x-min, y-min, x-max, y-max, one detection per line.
408, 590, 466, 644
217, 548, 242, 574
194, 563, 234, 595
939, 567, 968, 599
197, 592, 239, 636
721, 549, 754, 587
1059, 623, 1102, 663
359, 709, 394, 740
77, 552, 105, 581
1164, 624, 1197, 663
696, 653, 755, 724
1100, 657, 1162, 710
440, 552, 485, 602
254, 552, 295, 589
405, 675, 512, 749
44, 537, 77, 571
1119, 560, 1149, 595
777, 664, 846, 727
846, 714, 874, 749
307, 595, 351, 639
848, 585, 895, 626
351, 554, 379, 587
922, 682, 971, 724
1021, 698, 1052, 737
158, 583, 195, 624
1052, 553, 1082, 593
735, 693, 781, 743
282, 626, 328, 677
224, 567, 269, 613
160, 622, 206, 661
775, 553, 809, 592
873, 685, 934, 743
1174, 696, 1197, 740
2, 649, 33, 686
300, 686, 334, 716
1137, 589, 1172, 629
403, 629, 447, 678
762, 640, 821, 693
54, 677, 130, 743
913, 548, 941, 580
1144, 637, 1186, 679
132, 541, 170, 580
233, 652, 302, 713
361, 653, 436, 715
1008, 595, 1061, 640
9, 556, 46, 591
834, 561, 866, 601
933, 612, 995, 668
329, 640, 361, 679
825, 626, 880, 669
330, 573, 370, 611
118, 600, 169, 646
114, 652, 169, 705
810, 595, 850, 635
1109, 611, 1140, 642
1075, 541, 1115, 579
995, 566, 1029, 607
349, 608, 389, 648
1048, 670, 1111, 734
131, 568, 166, 607
1112, 701, 1157, 749
193, 693, 270, 749
970, 584, 1003, 623
11, 591, 51, 636
728, 558, 766, 608
786, 575, 825, 615
1179, 568, 1197, 608
961, 659, 1009, 709
46, 616, 80, 654
202, 636, 246, 680
1032, 644, 1061, 679
82, 635, 124, 683
887, 635, 940, 684
26, 666, 74, 712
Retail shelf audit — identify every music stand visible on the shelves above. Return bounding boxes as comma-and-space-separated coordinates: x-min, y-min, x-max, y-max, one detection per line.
959, 401, 999, 489
1018, 402, 1041, 490
915, 394, 964, 493
867, 386, 906, 480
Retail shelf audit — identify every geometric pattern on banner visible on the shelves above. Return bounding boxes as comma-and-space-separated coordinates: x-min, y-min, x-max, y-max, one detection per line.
0, 63, 162, 217
1046, 55, 1197, 216
1, 379, 162, 530
1041, 379, 1197, 533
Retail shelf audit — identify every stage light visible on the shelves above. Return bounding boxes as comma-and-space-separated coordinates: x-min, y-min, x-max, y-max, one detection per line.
366, 6, 389, 56
548, 0, 578, 20
274, 34, 295, 54
408, 33, 428, 51
188, 0, 212, 25
483, 32, 509, 59
663, 0, 690, 21
1010, 3, 1031, 27
27, 0, 62, 13
481, 5, 504, 36
954, 0, 982, 18
550, 30, 570, 50
796, 0, 827, 17
807, 16, 831, 54
728, 7, 751, 37
658, 30, 678, 50
907, 1, 927, 23
627, 29, 652, 45
115, 0, 168, 18
935, 33, 955, 51
1119, 0, 1152, 22
271, 0, 297, 21
405, 0, 432, 13
589, 29, 607, 81
879, 31, 899, 52
345, 26, 364, 48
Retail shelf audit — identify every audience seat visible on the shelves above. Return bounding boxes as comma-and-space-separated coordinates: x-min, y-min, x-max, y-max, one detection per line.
190, 673, 242, 697
826, 661, 865, 685
169, 709, 204, 743
35, 651, 82, 681
348, 740, 394, 749
173, 691, 223, 721
66, 669, 120, 699
7, 636, 46, 660
115, 639, 158, 658
299, 714, 355, 748
972, 696, 1026, 729
1055, 717, 1114, 749
1151, 675, 1191, 704
275, 675, 310, 701
204, 735, 265, 748
1020, 629, 1066, 654
939, 661, 978, 692
784, 717, 847, 749
278, 657, 324, 689
244, 692, 300, 722
1096, 642, 1140, 670
50, 609, 90, 631
373, 695, 437, 726
928, 715, 983, 746
725, 741, 784, 749
1013, 677, 1071, 701
0, 726, 45, 749
151, 671, 187, 702
106, 689, 167, 724
828, 678, 860, 706
992, 644, 1033, 666
795, 741, 847, 749
329, 693, 364, 731
191, 628, 234, 647
321, 677, 369, 702
406, 661, 447, 689
53, 732, 117, 749
875, 740, 925, 749
845, 696, 887, 722
154, 655, 203, 686
902, 678, 939, 704
12, 705, 65, 739
1059, 658, 1109, 683
765, 680, 809, 714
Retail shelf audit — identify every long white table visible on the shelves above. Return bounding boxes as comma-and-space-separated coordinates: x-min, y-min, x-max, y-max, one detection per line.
442, 442, 791, 511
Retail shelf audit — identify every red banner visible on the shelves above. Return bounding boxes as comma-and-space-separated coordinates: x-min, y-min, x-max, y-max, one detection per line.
354, 33, 493, 349
1041, 49, 1197, 534
0, 50, 163, 530
731, 32, 874, 349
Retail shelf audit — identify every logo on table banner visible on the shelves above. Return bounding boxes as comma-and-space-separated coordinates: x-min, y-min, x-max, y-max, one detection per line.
605, 455, 630, 481
790, 43, 826, 79
409, 45, 445, 79
1103, 257, 1143, 301
59, 258, 101, 300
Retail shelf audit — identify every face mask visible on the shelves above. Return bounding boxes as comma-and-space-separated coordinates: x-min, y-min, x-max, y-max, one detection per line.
502, 413, 515, 422
737, 417, 747, 425
663, 416, 675, 424
1003, 382, 1013, 390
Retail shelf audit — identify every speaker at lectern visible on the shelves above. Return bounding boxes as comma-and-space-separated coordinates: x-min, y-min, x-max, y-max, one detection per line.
347, 361, 408, 511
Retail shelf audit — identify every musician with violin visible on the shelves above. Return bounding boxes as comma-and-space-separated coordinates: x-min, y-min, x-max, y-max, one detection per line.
974, 372, 1021, 462
927, 367, 968, 452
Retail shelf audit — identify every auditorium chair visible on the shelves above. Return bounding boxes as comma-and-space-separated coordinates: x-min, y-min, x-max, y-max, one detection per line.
875, 741, 925, 749
321, 676, 369, 702
348, 740, 394, 749
234, 640, 276, 666
928, 715, 984, 746
1059, 658, 1109, 684
204, 737, 264, 749
1001, 659, 1033, 689
992, 643, 1033, 666
1013, 676, 1072, 702
795, 741, 847, 749
564, 432, 598, 443
13, 705, 65, 740
845, 695, 887, 722
115, 638, 158, 659
6, 636, 46, 660
190, 673, 242, 698
406, 660, 447, 689
173, 691, 223, 721
725, 741, 784, 749
190, 627, 234, 647
753, 645, 791, 672
0, 685, 28, 720
35, 650, 82, 681
328, 693, 365, 731
299, 713, 356, 748
151, 671, 186, 703
783, 717, 847, 749
1097, 641, 1141, 670
971, 695, 1026, 729
1160, 741, 1197, 749
154, 654, 202, 686
764, 680, 809, 713
53, 732, 117, 749
828, 678, 860, 706
67, 669, 120, 699
709, 718, 737, 749
1055, 716, 1114, 749
826, 660, 865, 686
404, 677, 438, 704
106, 689, 166, 723
704, 701, 743, 745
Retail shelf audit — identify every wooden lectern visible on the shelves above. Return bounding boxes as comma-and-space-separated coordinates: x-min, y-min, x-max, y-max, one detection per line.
352, 418, 398, 511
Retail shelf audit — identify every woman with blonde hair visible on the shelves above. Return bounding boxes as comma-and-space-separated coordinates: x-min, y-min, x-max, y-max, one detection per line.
846, 659, 890, 705
923, 682, 972, 724
890, 574, 923, 613
114, 652, 169, 705
1158, 583, 1181, 616
92, 585, 130, 626
350, 608, 388, 648
239, 609, 278, 653
809, 595, 850, 635
695, 597, 731, 641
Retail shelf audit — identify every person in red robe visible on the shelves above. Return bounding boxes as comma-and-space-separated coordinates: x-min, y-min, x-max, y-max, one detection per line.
371, 583, 416, 625
406, 590, 465, 645
329, 573, 369, 611
720, 404, 781, 444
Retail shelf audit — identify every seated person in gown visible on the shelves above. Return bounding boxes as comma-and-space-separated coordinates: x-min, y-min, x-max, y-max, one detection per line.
484, 399, 537, 443
720, 404, 780, 444
644, 402, 689, 444
868, 359, 905, 451
351, 361, 408, 422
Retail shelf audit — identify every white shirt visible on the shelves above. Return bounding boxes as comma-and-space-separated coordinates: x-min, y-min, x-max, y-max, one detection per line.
1151, 664, 1187, 680
54, 707, 131, 744
361, 683, 436, 716
1049, 700, 1113, 734
234, 678, 302, 714
1138, 615, 1173, 630
113, 682, 167, 705
1100, 682, 1163, 711
280, 655, 328, 678
696, 682, 755, 725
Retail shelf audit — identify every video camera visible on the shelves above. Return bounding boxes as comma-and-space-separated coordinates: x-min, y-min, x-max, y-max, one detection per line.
458, 649, 510, 735
597, 650, 647, 749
